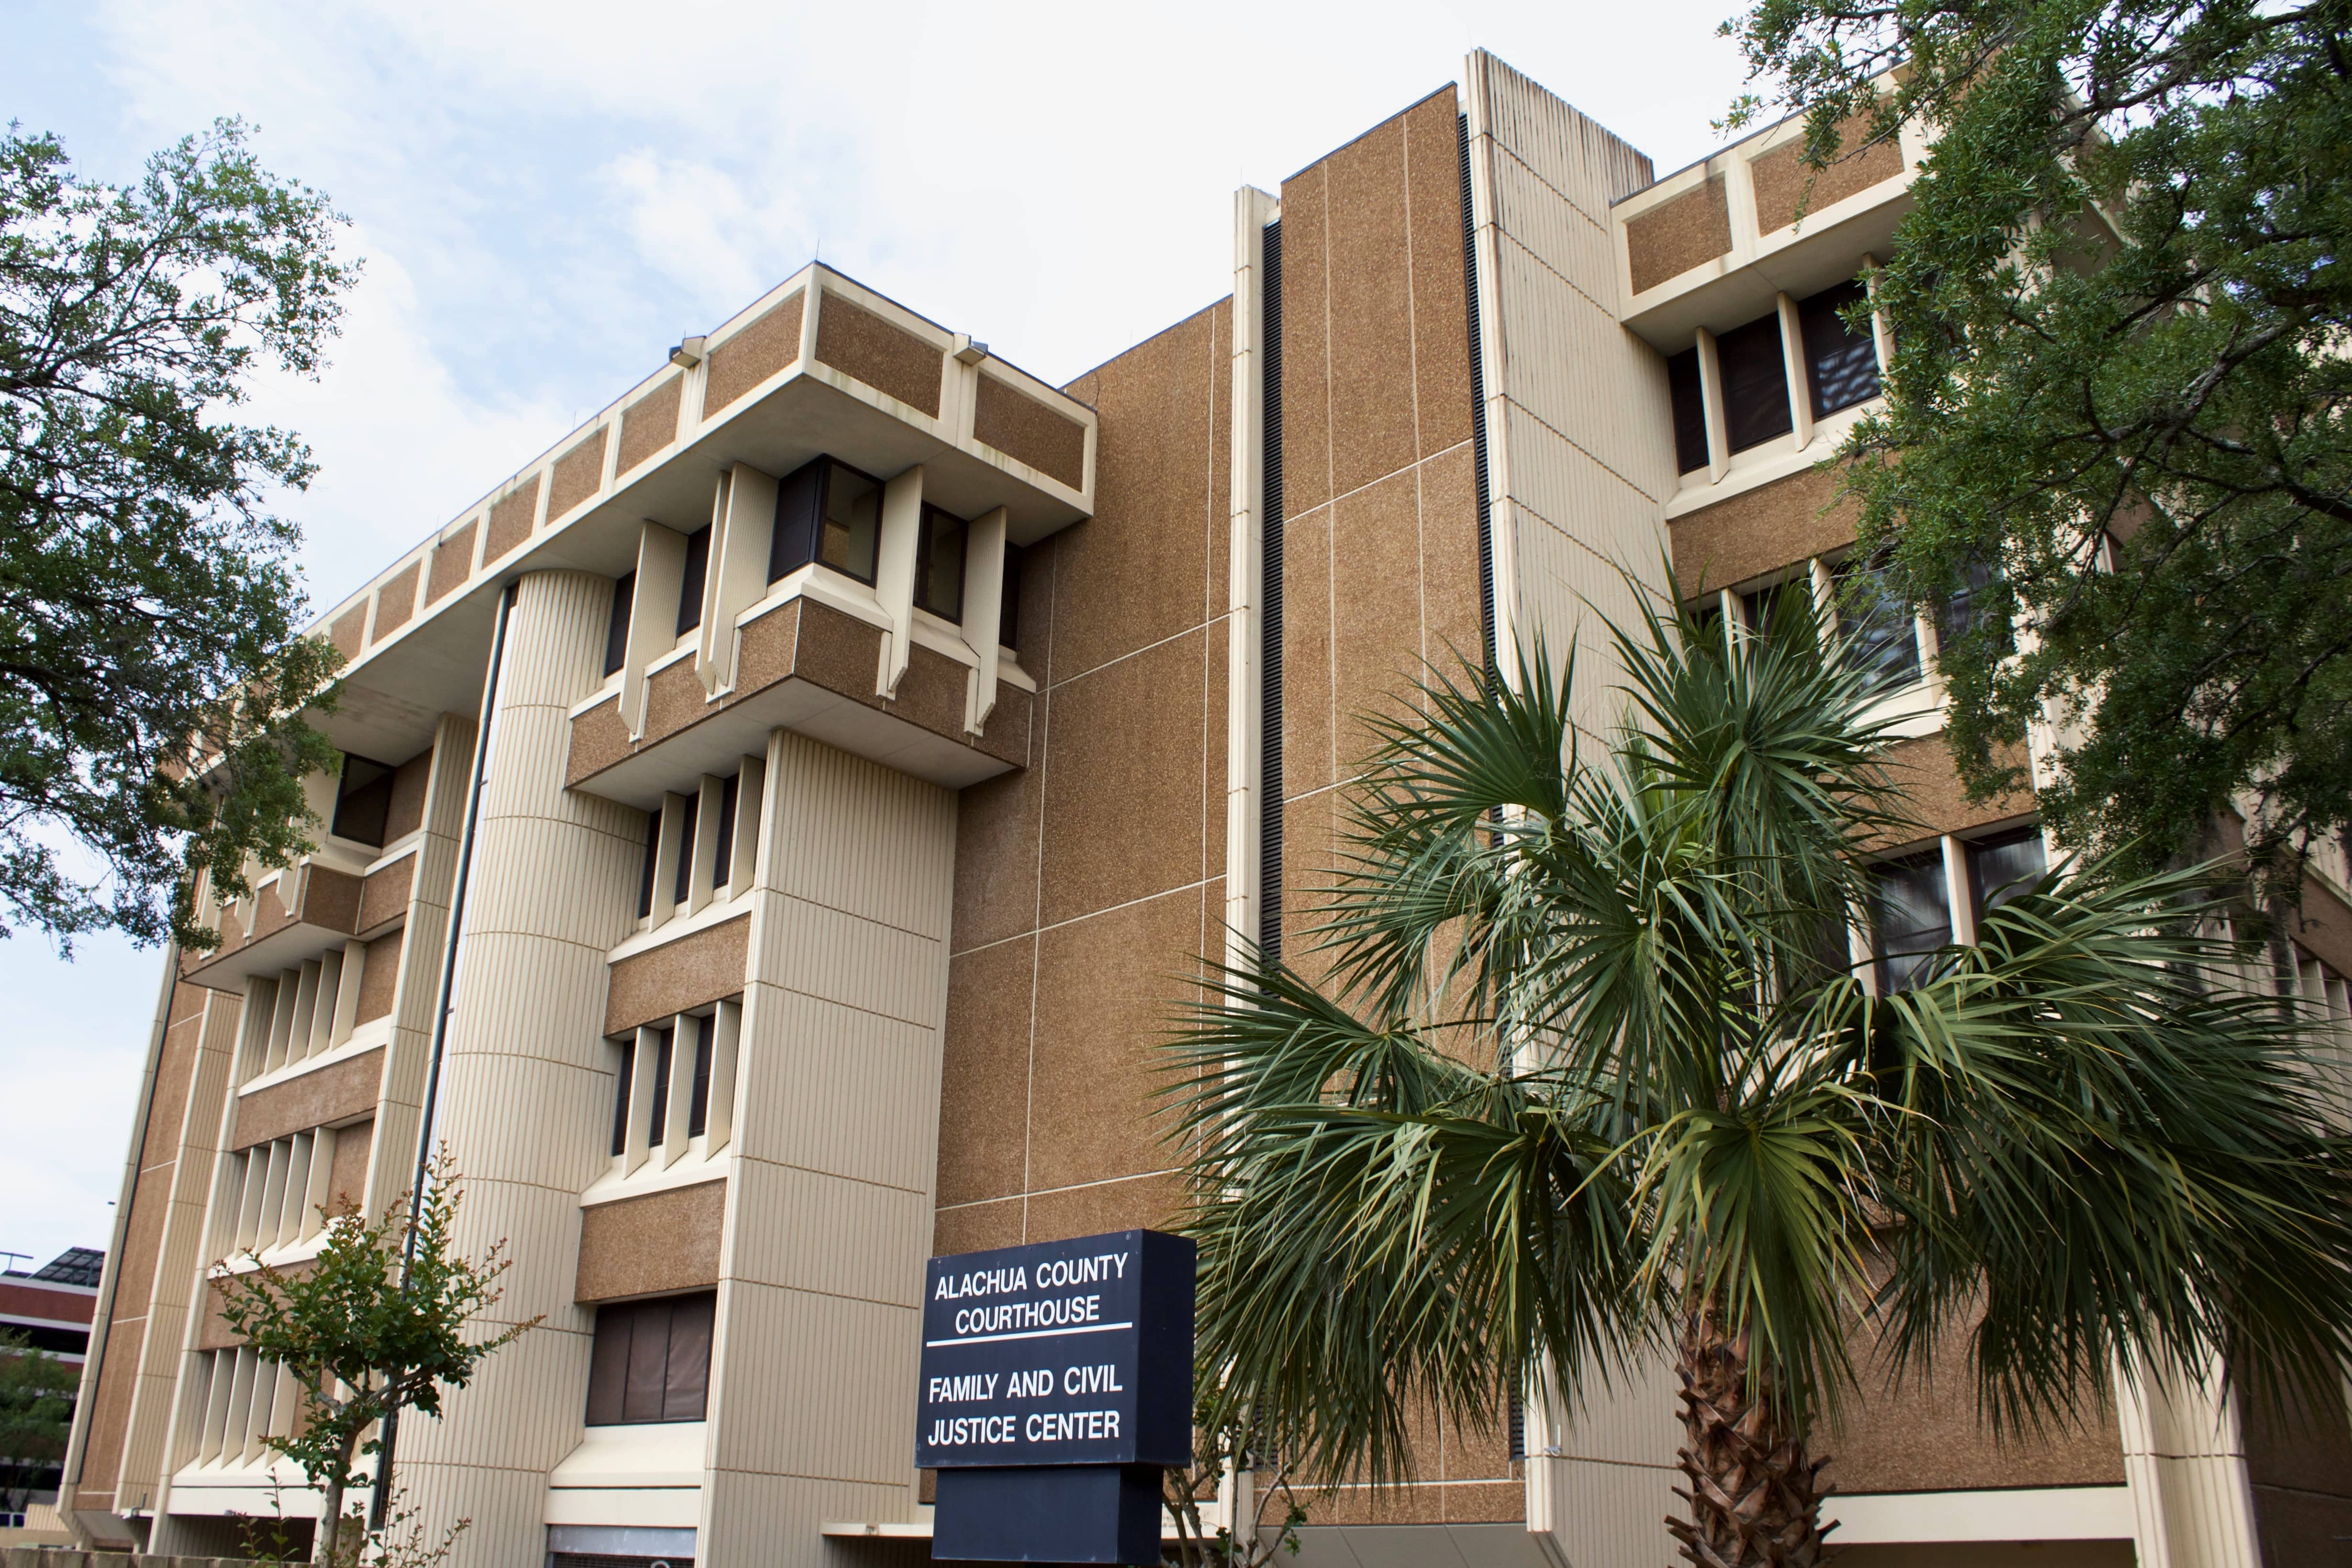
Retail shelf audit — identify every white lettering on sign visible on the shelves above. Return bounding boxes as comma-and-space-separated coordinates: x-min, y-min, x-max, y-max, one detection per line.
1023, 1409, 1123, 1443
933, 1266, 1031, 1301
927, 1374, 1000, 1403
1063, 1364, 1125, 1395
951, 1293, 1103, 1337
1006, 1369, 1055, 1398
927, 1415, 1021, 1447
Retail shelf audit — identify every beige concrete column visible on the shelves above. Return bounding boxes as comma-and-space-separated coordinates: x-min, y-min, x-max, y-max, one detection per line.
397, 569, 652, 1568
2119, 1351, 2263, 1568
699, 728, 955, 1567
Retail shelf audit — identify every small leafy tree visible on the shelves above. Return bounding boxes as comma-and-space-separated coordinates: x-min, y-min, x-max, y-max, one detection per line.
0, 1329, 77, 1521
0, 117, 355, 952
1162, 1388, 1305, 1568
213, 1157, 536, 1565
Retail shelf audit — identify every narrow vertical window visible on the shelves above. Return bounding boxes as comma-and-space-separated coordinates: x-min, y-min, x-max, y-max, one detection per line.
1835, 555, 1922, 692
331, 756, 396, 847
603, 571, 635, 677
1799, 281, 1881, 417
609, 1043, 633, 1158
914, 505, 968, 622
998, 542, 1025, 650
635, 810, 658, 919
671, 793, 699, 907
711, 772, 739, 889
1874, 851, 1953, 994
1717, 314, 1793, 453
1935, 559, 2013, 656
688, 1023, 713, 1140
676, 525, 711, 635
1967, 827, 2048, 923
646, 1027, 675, 1146
818, 462, 882, 583
1667, 347, 1708, 475
769, 459, 824, 582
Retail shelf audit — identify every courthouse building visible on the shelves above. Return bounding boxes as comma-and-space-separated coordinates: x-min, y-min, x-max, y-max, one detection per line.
61, 50, 2352, 1568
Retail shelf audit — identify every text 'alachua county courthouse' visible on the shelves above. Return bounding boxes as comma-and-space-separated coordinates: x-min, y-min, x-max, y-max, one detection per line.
62, 50, 2352, 1568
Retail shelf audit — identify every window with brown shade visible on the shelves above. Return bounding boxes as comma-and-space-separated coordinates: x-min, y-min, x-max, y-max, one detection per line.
585, 1292, 715, 1425
769, 456, 882, 586
1798, 280, 1882, 418
330, 755, 396, 847
914, 504, 968, 623
1667, 347, 1709, 475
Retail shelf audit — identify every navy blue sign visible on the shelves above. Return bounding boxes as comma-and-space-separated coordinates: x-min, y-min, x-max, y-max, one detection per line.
916, 1228, 1194, 1470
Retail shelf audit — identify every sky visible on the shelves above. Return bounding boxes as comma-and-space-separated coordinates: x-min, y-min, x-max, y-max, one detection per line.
0, 0, 1756, 1269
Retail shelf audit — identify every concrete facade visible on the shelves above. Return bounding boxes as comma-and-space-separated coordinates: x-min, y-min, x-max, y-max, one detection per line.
61, 51, 2352, 1568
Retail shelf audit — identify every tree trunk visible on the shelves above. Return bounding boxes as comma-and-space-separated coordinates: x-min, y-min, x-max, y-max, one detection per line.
311, 1469, 343, 1567
1666, 1307, 1834, 1568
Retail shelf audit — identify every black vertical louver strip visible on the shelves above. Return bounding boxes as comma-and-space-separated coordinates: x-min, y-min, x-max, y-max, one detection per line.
1459, 113, 1496, 673
1258, 219, 1285, 964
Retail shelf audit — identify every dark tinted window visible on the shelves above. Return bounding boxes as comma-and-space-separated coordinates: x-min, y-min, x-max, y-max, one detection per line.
635, 810, 657, 920
645, 1027, 675, 1146
1935, 558, 2013, 656
331, 756, 395, 847
687, 1023, 713, 1138
998, 542, 1025, 651
670, 793, 699, 907
1667, 347, 1709, 475
603, 571, 635, 677
1799, 280, 1882, 418
610, 1040, 634, 1157
1740, 578, 1797, 643
676, 526, 711, 636
914, 505, 967, 622
1968, 827, 2048, 922
1834, 555, 1921, 692
769, 458, 882, 585
585, 1293, 715, 1425
712, 772, 739, 888
1874, 850, 1952, 994
1717, 315, 1792, 454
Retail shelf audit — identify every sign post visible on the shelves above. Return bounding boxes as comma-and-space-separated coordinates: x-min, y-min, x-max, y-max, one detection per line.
918, 1228, 1195, 1564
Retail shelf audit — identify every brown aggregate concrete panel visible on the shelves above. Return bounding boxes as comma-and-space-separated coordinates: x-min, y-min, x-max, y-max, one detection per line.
936, 936, 1035, 1209
1627, 174, 1733, 295
618, 374, 684, 476
355, 928, 401, 1024
330, 607, 366, 663
1280, 504, 1335, 801
950, 765, 1041, 957
1023, 1170, 1180, 1247
974, 376, 1087, 490
1046, 304, 1222, 683
1405, 92, 1475, 460
575, 1178, 726, 1301
301, 866, 362, 936
1331, 469, 1429, 767
1873, 735, 2036, 844
483, 473, 542, 566
384, 745, 434, 842
1279, 161, 1333, 517
231, 1046, 385, 1150
548, 427, 610, 520
933, 1197, 1021, 1257
327, 1117, 373, 1211
2289, 873, 2352, 981
815, 296, 942, 417
1324, 112, 1420, 500
425, 521, 475, 606
1751, 111, 1905, 237
79, 980, 210, 1504
2252, 1487, 2352, 1567
371, 561, 419, 643
568, 598, 1031, 788
1826, 1366, 2124, 1493
1027, 886, 1203, 1194
705, 291, 806, 416
1420, 444, 1485, 666
603, 914, 750, 1036
357, 853, 413, 935
1036, 628, 1209, 928
1667, 465, 1859, 593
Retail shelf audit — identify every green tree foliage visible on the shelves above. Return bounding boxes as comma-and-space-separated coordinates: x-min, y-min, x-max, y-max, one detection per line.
1717, 0, 2352, 919
1164, 596, 2352, 1566
213, 1159, 535, 1566
0, 1329, 78, 1518
0, 119, 356, 951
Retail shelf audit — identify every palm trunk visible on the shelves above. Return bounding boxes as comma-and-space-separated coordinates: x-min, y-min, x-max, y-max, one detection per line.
1666, 1306, 1834, 1568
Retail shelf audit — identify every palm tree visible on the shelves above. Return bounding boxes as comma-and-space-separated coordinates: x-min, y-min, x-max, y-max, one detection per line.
1165, 585, 2352, 1568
